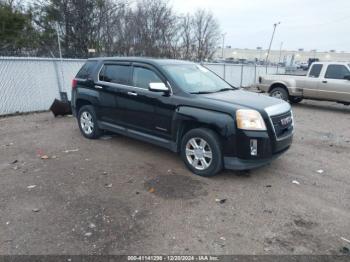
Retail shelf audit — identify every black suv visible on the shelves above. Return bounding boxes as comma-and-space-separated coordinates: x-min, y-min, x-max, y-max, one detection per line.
71, 57, 294, 176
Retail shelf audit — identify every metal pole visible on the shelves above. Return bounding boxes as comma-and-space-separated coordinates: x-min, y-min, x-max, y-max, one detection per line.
278, 41, 283, 63
254, 63, 257, 84
223, 63, 226, 80
265, 22, 280, 73
56, 23, 66, 101
277, 41, 283, 74
240, 64, 244, 88
221, 33, 226, 59
56, 24, 63, 62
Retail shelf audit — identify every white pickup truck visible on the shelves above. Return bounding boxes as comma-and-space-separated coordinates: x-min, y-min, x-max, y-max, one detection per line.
257, 62, 350, 105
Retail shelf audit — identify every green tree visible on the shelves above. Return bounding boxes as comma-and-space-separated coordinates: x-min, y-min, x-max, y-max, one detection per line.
0, 2, 38, 55
32, 0, 112, 58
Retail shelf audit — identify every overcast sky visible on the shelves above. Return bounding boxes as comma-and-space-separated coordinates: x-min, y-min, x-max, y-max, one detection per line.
170, 0, 350, 52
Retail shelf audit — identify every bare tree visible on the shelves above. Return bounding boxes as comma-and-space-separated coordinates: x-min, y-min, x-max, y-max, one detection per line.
93, 0, 129, 56
192, 9, 220, 61
179, 13, 195, 60
4, 0, 222, 59
131, 0, 178, 57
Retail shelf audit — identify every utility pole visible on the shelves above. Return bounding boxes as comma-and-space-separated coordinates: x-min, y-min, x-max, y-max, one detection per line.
265, 22, 281, 73
221, 33, 226, 59
56, 23, 66, 101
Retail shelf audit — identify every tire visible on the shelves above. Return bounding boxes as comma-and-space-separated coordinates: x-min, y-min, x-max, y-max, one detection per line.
269, 87, 289, 101
181, 128, 223, 177
77, 105, 102, 139
289, 96, 303, 104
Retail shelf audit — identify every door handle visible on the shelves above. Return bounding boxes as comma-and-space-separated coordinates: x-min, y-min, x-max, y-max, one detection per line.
322, 80, 328, 84
95, 85, 103, 89
127, 91, 138, 96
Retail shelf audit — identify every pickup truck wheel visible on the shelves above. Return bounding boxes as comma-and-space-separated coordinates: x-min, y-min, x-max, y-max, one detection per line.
78, 105, 102, 139
269, 87, 289, 101
289, 96, 303, 104
181, 128, 223, 177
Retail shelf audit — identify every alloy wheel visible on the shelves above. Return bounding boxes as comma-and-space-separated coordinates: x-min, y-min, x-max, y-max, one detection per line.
271, 90, 285, 100
185, 137, 213, 170
80, 111, 94, 135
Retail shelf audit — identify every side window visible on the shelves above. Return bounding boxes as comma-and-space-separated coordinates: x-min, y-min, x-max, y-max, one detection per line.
99, 64, 131, 85
308, 64, 322, 78
325, 65, 350, 79
76, 61, 97, 79
133, 67, 163, 89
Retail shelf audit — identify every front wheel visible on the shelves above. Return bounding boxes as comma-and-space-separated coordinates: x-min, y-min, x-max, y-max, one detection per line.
269, 87, 289, 101
181, 128, 223, 177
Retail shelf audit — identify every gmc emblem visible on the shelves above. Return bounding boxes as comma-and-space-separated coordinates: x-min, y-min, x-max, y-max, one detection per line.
280, 116, 292, 126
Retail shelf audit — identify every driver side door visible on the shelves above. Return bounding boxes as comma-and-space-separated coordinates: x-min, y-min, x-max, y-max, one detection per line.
119, 63, 174, 139
318, 64, 350, 102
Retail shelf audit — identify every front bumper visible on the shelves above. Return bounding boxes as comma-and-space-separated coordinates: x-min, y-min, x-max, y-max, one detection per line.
224, 145, 290, 170
223, 102, 293, 171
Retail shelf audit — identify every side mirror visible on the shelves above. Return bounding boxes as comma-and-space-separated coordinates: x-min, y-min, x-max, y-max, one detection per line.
149, 82, 169, 92
344, 75, 350, 80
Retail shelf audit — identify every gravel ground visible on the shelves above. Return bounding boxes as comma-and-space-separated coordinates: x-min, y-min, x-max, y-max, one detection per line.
0, 100, 349, 255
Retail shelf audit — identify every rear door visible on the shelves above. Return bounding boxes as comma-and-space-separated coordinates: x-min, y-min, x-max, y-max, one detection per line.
318, 64, 350, 102
96, 62, 132, 125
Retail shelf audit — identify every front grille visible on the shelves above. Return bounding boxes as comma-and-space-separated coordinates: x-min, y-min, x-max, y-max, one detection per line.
270, 111, 294, 139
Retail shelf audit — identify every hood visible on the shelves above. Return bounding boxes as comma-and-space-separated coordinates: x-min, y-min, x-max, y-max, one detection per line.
199, 89, 287, 112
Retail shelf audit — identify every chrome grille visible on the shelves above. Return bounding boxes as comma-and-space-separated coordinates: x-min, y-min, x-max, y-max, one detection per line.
270, 111, 294, 139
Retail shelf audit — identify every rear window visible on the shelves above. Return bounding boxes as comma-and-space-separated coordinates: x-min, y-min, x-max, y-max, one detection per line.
99, 64, 132, 85
76, 61, 97, 79
309, 64, 322, 78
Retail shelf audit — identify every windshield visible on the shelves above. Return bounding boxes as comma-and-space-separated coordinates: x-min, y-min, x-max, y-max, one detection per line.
162, 64, 234, 93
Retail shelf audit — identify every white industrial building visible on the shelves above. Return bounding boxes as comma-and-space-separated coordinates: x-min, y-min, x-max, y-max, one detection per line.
214, 47, 350, 64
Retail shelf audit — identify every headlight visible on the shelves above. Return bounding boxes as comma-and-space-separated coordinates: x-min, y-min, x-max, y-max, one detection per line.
236, 109, 267, 131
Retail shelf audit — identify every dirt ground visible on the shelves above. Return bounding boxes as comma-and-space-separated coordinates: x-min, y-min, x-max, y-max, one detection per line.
0, 100, 349, 255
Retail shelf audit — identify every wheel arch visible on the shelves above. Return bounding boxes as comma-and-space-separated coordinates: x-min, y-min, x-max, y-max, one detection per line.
268, 82, 289, 94
76, 99, 92, 115
173, 106, 235, 152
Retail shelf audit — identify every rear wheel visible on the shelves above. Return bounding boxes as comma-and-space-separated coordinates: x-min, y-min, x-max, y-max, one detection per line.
269, 87, 289, 101
181, 128, 223, 177
78, 105, 102, 139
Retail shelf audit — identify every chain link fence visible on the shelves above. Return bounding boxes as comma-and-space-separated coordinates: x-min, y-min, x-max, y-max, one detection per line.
203, 63, 285, 87
0, 57, 284, 116
0, 57, 85, 116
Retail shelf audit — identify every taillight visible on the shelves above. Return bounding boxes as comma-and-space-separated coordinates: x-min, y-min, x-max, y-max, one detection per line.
72, 79, 78, 89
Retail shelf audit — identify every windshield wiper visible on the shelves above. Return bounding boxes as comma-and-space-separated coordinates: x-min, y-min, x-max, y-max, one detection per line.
215, 88, 235, 92
190, 91, 216, 94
